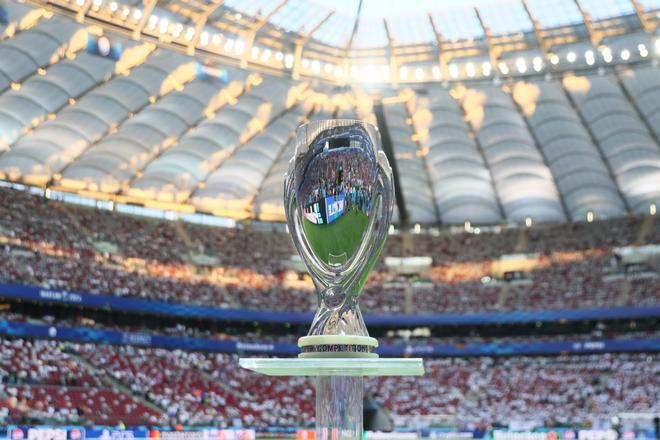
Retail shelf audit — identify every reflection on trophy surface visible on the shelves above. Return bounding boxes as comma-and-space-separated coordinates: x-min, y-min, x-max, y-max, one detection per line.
285, 119, 394, 357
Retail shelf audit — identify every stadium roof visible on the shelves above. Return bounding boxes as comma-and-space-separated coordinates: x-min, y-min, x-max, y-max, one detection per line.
0, 0, 659, 226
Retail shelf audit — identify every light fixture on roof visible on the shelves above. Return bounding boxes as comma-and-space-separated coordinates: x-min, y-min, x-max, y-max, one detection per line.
10, 82, 20, 91
158, 18, 168, 34
620, 49, 630, 61
432, 65, 441, 80
37, 68, 46, 76
122, 7, 129, 17
172, 23, 183, 37
498, 61, 509, 75
234, 39, 245, 55
532, 56, 543, 72
482, 61, 491, 76
334, 65, 343, 79
184, 27, 195, 41
251, 46, 259, 59
399, 65, 409, 80
76, 0, 84, 6
651, 203, 656, 216
464, 220, 471, 232
448, 63, 458, 78
283, 53, 293, 69
275, 51, 284, 61
200, 31, 209, 46
312, 60, 321, 74
655, 38, 660, 54
516, 57, 527, 73
415, 67, 425, 80
301, 58, 310, 69
585, 50, 595, 66
109, 1, 117, 12
261, 49, 272, 62
92, 0, 102, 9
638, 43, 648, 57
586, 211, 594, 223
363, 65, 376, 81
414, 223, 421, 234
525, 216, 532, 228
350, 65, 359, 78
466, 62, 475, 78
224, 38, 234, 52
566, 51, 577, 63
549, 54, 559, 65
324, 63, 332, 74
132, 8, 141, 20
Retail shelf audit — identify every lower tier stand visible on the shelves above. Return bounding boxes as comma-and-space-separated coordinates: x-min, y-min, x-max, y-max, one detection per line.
239, 358, 424, 439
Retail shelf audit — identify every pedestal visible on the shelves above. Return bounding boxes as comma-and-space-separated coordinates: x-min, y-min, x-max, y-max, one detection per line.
239, 358, 424, 439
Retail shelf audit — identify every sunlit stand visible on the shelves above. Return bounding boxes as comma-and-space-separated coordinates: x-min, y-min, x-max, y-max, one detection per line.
239, 337, 424, 439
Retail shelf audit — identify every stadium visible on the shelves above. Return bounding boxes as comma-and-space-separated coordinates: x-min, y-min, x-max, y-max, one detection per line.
0, 0, 658, 437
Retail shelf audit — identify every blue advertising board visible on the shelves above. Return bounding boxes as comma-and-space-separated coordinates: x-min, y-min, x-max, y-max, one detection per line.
0, 282, 658, 327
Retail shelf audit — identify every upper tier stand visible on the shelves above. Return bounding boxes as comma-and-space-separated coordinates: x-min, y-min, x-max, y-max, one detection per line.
238, 357, 424, 377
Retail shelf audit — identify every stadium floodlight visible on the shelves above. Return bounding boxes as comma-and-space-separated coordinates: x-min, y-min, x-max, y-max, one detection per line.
312, 60, 321, 74
655, 38, 660, 54
334, 65, 343, 79
132, 8, 141, 20
261, 49, 272, 62
399, 65, 409, 80
234, 39, 245, 55
284, 53, 294, 69
122, 7, 129, 17
498, 62, 509, 75
585, 50, 595, 65
432, 65, 441, 80
466, 63, 475, 78
351, 65, 359, 78
158, 18, 168, 34
76, 0, 84, 6
532, 56, 543, 72
525, 216, 532, 227
275, 51, 284, 61
224, 38, 234, 52
449, 63, 458, 78
638, 43, 648, 57
109, 1, 117, 12
550, 54, 559, 65
620, 49, 630, 61
566, 51, 577, 63
363, 65, 376, 81
651, 203, 657, 216
464, 220, 471, 232
414, 223, 421, 233
186, 27, 196, 41
482, 61, 492, 76
516, 58, 527, 73
251, 46, 259, 59
587, 211, 594, 223
324, 63, 333, 74
602, 47, 613, 63
415, 67, 425, 80
200, 32, 209, 46
302, 58, 310, 69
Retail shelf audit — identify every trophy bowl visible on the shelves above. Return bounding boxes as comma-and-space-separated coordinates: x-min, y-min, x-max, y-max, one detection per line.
284, 119, 394, 358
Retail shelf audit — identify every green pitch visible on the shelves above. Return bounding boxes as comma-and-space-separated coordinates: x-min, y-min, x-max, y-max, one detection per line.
303, 209, 369, 266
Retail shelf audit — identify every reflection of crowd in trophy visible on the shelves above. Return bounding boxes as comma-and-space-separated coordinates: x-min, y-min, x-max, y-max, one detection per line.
302, 146, 376, 215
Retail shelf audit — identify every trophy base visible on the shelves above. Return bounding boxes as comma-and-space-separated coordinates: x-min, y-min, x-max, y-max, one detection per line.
298, 335, 378, 358
238, 357, 424, 376
239, 357, 424, 439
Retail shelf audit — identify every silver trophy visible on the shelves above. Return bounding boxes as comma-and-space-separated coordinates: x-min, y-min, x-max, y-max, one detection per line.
284, 119, 394, 357
240, 119, 422, 439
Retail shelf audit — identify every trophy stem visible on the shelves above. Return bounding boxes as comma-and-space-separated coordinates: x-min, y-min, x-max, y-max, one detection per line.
315, 376, 363, 440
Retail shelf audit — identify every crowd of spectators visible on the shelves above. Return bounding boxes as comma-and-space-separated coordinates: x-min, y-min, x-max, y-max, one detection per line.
0, 337, 657, 429
0, 187, 657, 314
